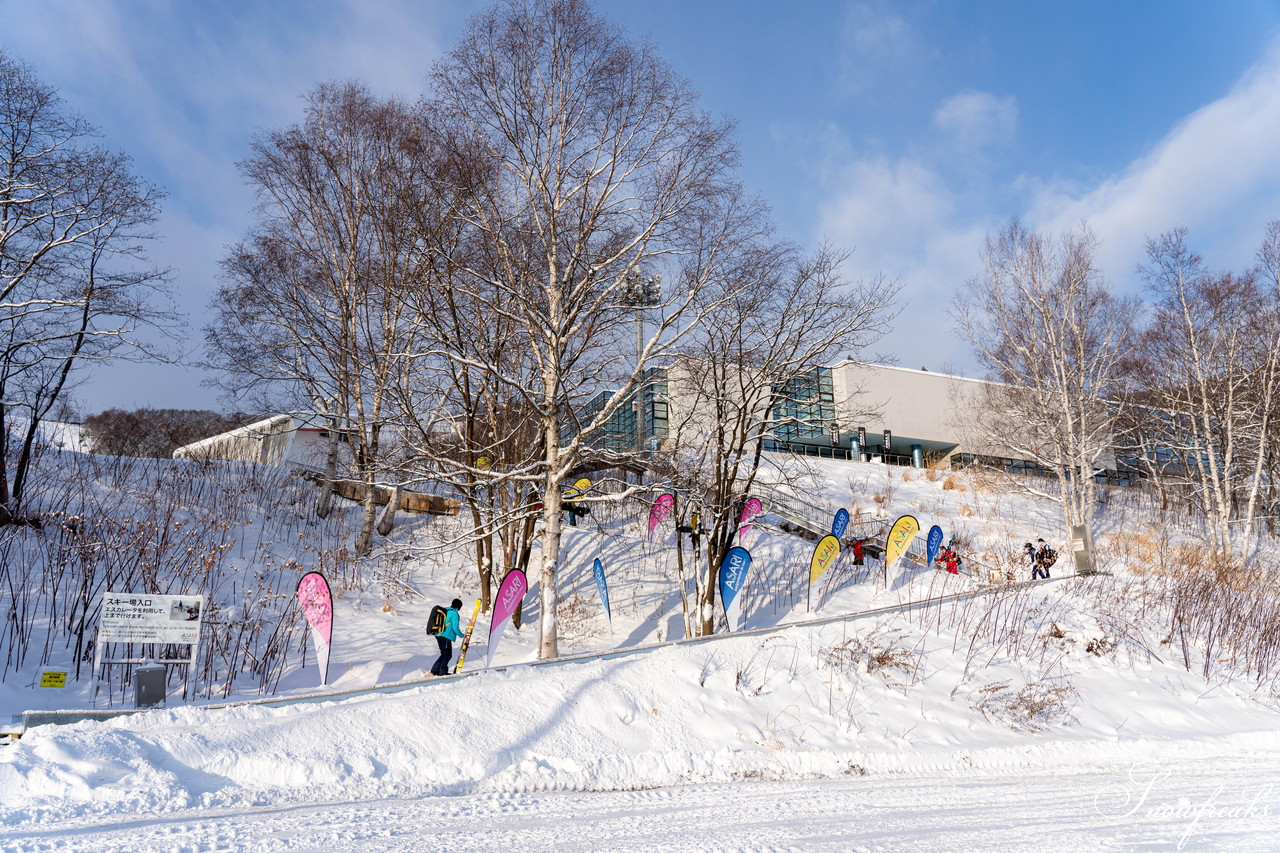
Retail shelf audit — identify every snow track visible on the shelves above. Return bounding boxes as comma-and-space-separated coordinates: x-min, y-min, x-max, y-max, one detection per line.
6, 755, 1279, 852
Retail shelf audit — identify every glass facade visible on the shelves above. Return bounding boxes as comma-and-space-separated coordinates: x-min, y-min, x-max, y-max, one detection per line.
769, 366, 835, 444
570, 367, 669, 451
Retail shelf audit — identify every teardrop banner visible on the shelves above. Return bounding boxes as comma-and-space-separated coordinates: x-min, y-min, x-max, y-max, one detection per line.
296, 571, 333, 686
737, 497, 764, 544
926, 524, 944, 567
718, 546, 753, 632
592, 557, 612, 637
831, 508, 850, 540
884, 515, 921, 586
565, 477, 592, 498
648, 493, 675, 539
807, 534, 842, 612
487, 568, 528, 667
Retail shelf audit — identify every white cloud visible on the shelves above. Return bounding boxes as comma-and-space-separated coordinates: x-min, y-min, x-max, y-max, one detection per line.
836, 2, 924, 94
1, 0, 470, 412
815, 140, 993, 373
815, 34, 1280, 374
1031, 34, 1280, 283
933, 90, 1018, 151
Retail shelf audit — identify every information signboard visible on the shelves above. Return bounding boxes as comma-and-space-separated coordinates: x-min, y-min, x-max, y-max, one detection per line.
98, 593, 204, 645
38, 669, 68, 688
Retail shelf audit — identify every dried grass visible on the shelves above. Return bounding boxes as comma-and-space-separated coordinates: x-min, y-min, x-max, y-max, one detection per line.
971, 679, 1078, 732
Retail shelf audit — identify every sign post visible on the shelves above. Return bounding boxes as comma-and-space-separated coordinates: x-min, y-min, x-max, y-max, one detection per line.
37, 667, 69, 710
92, 592, 204, 708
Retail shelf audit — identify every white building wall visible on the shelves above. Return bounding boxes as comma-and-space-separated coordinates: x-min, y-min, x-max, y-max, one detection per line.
832, 362, 989, 452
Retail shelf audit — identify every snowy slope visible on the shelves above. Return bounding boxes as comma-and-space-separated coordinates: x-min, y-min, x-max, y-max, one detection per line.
3, 454, 1280, 849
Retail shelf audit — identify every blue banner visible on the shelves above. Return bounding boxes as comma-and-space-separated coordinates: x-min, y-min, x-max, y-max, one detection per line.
926, 525, 944, 566
592, 557, 611, 632
831, 508, 850, 540
718, 546, 752, 632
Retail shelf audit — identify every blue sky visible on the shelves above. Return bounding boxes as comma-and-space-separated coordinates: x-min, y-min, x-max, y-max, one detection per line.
4, 1, 1280, 414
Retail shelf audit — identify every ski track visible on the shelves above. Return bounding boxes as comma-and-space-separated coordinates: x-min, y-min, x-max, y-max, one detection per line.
6, 757, 1279, 852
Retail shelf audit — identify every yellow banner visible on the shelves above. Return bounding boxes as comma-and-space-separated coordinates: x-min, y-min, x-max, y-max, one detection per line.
808, 535, 841, 586
884, 515, 921, 570
566, 477, 591, 498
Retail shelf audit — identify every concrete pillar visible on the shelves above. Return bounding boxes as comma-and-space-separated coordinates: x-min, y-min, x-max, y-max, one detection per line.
912, 444, 924, 468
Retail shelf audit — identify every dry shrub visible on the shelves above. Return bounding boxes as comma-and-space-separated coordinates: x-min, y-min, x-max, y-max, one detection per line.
923, 455, 947, 482
558, 590, 604, 644
1105, 524, 1167, 575
820, 629, 917, 684
941, 474, 965, 491
971, 679, 1078, 732
958, 504, 975, 517
901, 470, 913, 482
1085, 636, 1115, 656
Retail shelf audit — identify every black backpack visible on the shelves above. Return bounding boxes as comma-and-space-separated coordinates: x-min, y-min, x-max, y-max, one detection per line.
427, 604, 447, 636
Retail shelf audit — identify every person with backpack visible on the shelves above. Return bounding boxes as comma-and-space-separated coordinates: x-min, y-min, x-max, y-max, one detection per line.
429, 598, 465, 676
1034, 539, 1056, 580
1023, 542, 1039, 578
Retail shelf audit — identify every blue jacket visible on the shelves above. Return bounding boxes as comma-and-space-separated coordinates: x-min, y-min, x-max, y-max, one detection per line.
440, 606, 464, 641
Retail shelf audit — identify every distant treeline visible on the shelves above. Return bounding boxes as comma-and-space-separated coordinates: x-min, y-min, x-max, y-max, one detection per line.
82, 408, 257, 458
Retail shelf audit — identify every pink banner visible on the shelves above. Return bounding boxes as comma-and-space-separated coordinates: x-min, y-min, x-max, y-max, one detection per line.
487, 568, 528, 667
647, 493, 675, 538
296, 571, 333, 686
737, 497, 764, 542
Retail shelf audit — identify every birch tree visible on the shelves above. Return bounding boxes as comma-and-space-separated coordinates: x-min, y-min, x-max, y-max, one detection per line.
953, 221, 1135, 537
1135, 226, 1280, 557
208, 83, 431, 553
426, 0, 765, 657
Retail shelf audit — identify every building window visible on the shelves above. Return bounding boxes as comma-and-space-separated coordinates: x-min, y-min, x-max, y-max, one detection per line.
771, 366, 834, 443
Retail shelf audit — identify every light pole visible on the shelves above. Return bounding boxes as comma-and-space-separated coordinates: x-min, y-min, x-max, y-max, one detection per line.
621, 267, 661, 451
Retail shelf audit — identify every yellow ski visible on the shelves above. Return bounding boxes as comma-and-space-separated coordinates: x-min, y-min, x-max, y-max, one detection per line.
453, 598, 482, 674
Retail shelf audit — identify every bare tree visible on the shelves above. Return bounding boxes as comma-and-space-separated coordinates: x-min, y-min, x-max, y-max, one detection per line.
208, 83, 433, 554
663, 244, 894, 636
0, 49, 174, 522
953, 221, 1135, 540
426, 0, 767, 657
1134, 226, 1280, 557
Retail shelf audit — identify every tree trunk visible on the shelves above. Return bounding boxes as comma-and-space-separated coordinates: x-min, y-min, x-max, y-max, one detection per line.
0, 404, 11, 520
315, 420, 340, 519
354, 480, 378, 555
538, 481, 562, 659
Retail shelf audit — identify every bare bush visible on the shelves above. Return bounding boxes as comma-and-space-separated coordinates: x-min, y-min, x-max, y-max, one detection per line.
970, 679, 1078, 732
557, 591, 605, 646
820, 628, 917, 684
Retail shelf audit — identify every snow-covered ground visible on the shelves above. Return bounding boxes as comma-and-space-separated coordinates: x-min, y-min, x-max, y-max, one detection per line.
3, 455, 1279, 850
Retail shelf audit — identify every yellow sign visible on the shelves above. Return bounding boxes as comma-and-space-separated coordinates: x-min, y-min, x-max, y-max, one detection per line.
566, 477, 591, 498
39, 671, 68, 688
808, 535, 842, 586
884, 515, 921, 571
